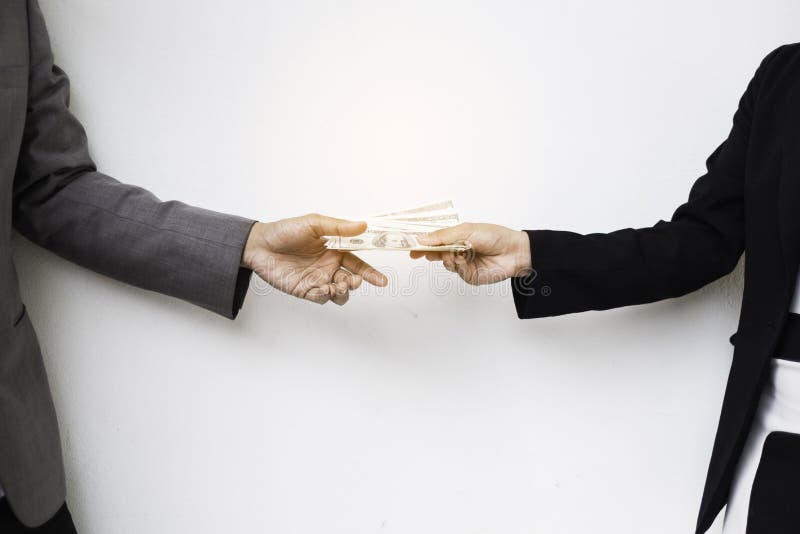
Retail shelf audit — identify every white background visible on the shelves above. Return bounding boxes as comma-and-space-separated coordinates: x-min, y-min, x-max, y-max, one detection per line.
13, 1, 799, 532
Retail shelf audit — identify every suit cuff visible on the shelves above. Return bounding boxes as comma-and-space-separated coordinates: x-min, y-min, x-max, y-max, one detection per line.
224, 219, 256, 319
511, 230, 538, 318
231, 265, 253, 319
190, 215, 256, 320
510, 229, 566, 319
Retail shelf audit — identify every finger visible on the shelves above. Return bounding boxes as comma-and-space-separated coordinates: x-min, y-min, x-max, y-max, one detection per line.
331, 287, 350, 306
333, 268, 350, 285
443, 260, 457, 272
416, 223, 473, 246
343, 253, 388, 287
333, 268, 362, 290
453, 252, 469, 265
304, 286, 331, 305
332, 272, 350, 296
293, 267, 332, 299
409, 251, 444, 261
329, 274, 350, 306
348, 273, 363, 290
306, 214, 367, 238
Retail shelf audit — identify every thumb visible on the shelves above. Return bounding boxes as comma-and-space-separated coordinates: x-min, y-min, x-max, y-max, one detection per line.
417, 223, 472, 246
307, 214, 367, 238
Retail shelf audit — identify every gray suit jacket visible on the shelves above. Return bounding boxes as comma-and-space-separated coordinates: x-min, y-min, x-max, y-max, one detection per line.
1, 1, 255, 526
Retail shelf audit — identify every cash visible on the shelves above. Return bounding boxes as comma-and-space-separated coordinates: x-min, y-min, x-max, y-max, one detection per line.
325, 201, 471, 252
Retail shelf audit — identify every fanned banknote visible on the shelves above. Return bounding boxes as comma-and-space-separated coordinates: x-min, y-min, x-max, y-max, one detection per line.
325, 201, 471, 252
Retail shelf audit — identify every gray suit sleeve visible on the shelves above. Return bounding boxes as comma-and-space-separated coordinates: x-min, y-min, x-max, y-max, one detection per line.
12, 0, 255, 319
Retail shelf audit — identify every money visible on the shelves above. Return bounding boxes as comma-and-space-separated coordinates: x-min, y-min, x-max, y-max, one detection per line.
325, 201, 471, 253
326, 232, 471, 252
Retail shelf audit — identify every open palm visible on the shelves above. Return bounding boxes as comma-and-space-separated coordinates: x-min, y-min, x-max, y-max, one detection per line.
243, 214, 388, 305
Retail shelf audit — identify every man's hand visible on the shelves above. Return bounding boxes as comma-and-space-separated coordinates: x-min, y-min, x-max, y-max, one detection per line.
411, 223, 532, 285
242, 214, 388, 305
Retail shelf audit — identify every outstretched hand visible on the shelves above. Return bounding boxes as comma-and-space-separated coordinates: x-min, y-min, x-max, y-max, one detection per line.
242, 214, 388, 305
411, 223, 532, 285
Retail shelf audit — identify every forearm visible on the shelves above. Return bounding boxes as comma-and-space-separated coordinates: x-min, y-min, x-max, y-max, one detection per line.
509, 47, 792, 320
14, 169, 255, 318
513, 220, 743, 319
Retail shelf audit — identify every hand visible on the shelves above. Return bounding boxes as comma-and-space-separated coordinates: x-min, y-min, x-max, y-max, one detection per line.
411, 223, 532, 285
242, 214, 388, 305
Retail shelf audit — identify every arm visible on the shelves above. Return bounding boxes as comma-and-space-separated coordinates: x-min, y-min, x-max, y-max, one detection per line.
13, 1, 386, 317
12, 0, 255, 318
415, 46, 785, 318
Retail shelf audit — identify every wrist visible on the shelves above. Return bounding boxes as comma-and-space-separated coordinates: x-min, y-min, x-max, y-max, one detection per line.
511, 230, 532, 276
241, 221, 266, 269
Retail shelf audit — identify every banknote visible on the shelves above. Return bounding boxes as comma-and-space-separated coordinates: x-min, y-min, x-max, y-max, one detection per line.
370, 200, 455, 219
325, 200, 471, 252
325, 232, 471, 252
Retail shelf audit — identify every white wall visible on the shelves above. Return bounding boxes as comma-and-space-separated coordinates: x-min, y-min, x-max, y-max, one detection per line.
14, 1, 799, 532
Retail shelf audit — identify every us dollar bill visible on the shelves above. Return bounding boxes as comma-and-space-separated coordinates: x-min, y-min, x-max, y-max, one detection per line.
326, 231, 470, 252
370, 201, 455, 219
325, 200, 469, 252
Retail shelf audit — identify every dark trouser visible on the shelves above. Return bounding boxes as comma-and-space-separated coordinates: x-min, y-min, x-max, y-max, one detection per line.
0, 499, 76, 533
746, 431, 800, 533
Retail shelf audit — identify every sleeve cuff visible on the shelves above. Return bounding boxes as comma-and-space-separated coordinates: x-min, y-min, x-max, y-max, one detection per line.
510, 229, 570, 319
189, 215, 256, 320
511, 230, 538, 318
224, 219, 257, 319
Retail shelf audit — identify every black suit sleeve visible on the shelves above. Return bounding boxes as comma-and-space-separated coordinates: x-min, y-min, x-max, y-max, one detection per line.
512, 46, 785, 319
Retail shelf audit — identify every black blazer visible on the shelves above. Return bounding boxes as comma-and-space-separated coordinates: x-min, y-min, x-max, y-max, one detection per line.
511, 43, 800, 533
